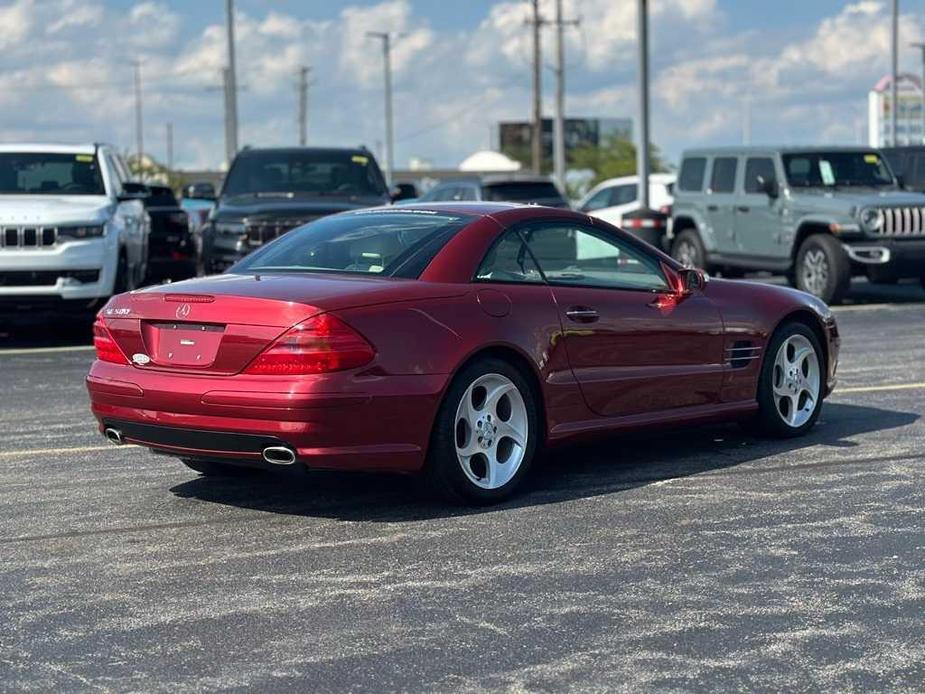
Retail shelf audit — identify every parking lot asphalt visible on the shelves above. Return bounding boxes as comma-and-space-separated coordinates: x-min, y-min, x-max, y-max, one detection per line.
1, 282, 924, 692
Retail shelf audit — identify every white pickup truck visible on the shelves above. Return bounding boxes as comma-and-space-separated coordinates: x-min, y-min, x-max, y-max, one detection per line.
0, 143, 149, 319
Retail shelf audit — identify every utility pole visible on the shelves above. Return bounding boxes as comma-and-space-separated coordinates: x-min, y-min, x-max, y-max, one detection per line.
891, 0, 899, 145
132, 60, 143, 175
297, 66, 310, 146
912, 42, 925, 144
636, 0, 651, 210
529, 0, 543, 174
366, 32, 395, 185
552, 0, 579, 190
225, 0, 239, 166
166, 122, 174, 172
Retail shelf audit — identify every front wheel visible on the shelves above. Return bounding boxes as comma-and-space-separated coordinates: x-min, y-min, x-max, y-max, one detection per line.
671, 229, 708, 270
794, 234, 850, 304
425, 358, 539, 504
751, 322, 824, 438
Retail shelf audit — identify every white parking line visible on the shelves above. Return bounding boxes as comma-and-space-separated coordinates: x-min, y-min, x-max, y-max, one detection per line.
835, 382, 925, 394
0, 345, 94, 356
0, 444, 137, 458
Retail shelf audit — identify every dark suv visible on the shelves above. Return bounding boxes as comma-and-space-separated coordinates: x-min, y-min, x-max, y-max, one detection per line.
201, 147, 391, 273
415, 174, 570, 208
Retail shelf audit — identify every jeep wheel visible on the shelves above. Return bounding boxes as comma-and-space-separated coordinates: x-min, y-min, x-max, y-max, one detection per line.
795, 234, 850, 304
671, 230, 707, 270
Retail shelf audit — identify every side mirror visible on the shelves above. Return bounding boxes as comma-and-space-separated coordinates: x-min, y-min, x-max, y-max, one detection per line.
756, 175, 779, 198
118, 181, 150, 201
677, 267, 707, 294
895, 174, 905, 190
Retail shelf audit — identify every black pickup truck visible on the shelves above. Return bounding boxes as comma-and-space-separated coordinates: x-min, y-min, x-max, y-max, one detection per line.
142, 185, 197, 284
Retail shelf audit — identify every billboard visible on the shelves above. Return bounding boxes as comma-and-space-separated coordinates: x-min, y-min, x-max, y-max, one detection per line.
498, 117, 633, 169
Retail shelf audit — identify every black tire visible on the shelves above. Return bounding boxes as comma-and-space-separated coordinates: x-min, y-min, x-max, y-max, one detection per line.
794, 234, 850, 304
919, 277, 925, 291
113, 252, 129, 295
671, 229, 708, 270
750, 322, 825, 438
180, 459, 260, 477
425, 357, 540, 505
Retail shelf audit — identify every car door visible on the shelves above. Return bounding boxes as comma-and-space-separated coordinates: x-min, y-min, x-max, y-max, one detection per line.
520, 219, 725, 418
735, 154, 784, 258
704, 156, 738, 253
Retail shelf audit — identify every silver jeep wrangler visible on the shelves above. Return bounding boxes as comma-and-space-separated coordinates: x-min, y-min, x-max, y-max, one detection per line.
670, 146, 925, 304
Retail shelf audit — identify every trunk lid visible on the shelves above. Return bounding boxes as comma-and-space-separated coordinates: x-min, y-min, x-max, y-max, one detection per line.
100, 272, 467, 374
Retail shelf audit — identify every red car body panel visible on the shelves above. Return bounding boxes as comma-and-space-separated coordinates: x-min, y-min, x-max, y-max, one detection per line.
87, 203, 840, 473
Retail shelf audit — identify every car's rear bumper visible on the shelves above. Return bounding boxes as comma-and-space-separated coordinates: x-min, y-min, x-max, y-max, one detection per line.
86, 360, 446, 473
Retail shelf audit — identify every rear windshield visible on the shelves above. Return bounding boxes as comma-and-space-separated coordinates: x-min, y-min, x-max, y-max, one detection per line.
482, 182, 565, 204
0, 152, 105, 196
232, 210, 472, 278
223, 150, 388, 198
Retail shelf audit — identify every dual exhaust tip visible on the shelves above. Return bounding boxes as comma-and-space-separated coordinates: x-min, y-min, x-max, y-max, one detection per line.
103, 427, 296, 466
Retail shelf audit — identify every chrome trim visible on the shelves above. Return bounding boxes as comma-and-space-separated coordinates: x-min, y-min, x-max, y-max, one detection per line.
262, 446, 296, 466
871, 206, 925, 236
844, 245, 891, 265
0, 226, 58, 249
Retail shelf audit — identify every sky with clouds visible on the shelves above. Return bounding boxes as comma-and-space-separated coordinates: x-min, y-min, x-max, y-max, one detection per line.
2, 0, 925, 170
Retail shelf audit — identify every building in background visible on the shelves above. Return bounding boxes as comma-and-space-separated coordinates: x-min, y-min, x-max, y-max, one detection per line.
498, 117, 632, 171
869, 73, 924, 147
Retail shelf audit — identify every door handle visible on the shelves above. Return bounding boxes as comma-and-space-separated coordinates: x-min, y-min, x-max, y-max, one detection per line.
706, 204, 719, 212
565, 307, 599, 323
737, 206, 750, 213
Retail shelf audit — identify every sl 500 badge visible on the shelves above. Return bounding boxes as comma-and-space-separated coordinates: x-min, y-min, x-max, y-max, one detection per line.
132, 353, 151, 366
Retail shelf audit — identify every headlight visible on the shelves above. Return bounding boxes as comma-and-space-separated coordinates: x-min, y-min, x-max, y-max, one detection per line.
57, 224, 106, 240
860, 208, 883, 231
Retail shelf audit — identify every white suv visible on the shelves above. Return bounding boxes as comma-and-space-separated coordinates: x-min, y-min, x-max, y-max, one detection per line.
0, 143, 149, 318
576, 173, 676, 226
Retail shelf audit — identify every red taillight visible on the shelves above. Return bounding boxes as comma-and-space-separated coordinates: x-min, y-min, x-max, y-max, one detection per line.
93, 318, 129, 364
243, 314, 375, 375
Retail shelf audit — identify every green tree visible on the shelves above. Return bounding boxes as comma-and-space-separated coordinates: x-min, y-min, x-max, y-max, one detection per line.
569, 135, 668, 187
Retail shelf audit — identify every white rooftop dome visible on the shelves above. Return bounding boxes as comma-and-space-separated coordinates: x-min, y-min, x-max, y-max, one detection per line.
458, 149, 522, 172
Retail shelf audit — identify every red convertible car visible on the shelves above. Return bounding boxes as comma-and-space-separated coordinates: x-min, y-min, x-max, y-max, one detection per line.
87, 203, 840, 503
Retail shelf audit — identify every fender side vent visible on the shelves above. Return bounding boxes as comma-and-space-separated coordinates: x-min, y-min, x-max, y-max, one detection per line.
726, 341, 761, 369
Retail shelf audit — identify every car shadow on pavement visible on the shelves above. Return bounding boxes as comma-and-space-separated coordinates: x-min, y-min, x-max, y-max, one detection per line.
169, 402, 919, 522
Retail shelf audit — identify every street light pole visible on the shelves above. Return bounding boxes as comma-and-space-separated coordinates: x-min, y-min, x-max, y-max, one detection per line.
132, 60, 143, 175
225, 0, 239, 165
553, 0, 566, 190
530, 0, 543, 174
891, 0, 899, 145
297, 66, 310, 146
367, 32, 394, 185
912, 42, 925, 144
636, 0, 650, 210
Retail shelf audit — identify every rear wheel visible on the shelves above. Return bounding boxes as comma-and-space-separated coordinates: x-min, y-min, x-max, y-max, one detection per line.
425, 358, 539, 504
671, 229, 707, 270
180, 459, 261, 477
794, 234, 850, 304
751, 322, 824, 438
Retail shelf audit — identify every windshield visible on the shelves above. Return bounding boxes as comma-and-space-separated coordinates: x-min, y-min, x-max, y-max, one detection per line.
232, 210, 472, 278
0, 152, 106, 196
222, 150, 388, 198
482, 182, 567, 205
782, 151, 895, 188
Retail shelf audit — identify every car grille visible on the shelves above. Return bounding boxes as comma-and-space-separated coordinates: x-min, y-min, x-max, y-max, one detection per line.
244, 218, 314, 248
1, 226, 58, 249
877, 207, 925, 236
0, 269, 99, 287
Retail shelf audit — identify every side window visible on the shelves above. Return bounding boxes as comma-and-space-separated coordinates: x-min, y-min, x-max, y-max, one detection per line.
710, 157, 738, 193
610, 184, 638, 206
456, 185, 477, 201
524, 224, 669, 291
580, 187, 612, 212
475, 230, 543, 283
678, 157, 706, 191
744, 157, 776, 193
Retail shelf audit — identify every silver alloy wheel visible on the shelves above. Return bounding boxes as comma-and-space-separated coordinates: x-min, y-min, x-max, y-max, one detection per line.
801, 248, 829, 297
454, 373, 529, 490
772, 334, 821, 428
675, 239, 697, 267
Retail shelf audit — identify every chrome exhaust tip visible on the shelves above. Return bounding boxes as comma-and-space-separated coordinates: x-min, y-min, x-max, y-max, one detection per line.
104, 427, 124, 446
262, 446, 296, 466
